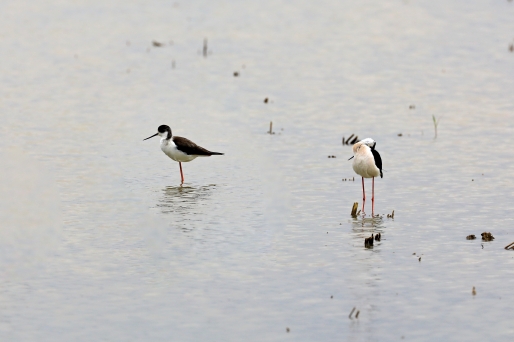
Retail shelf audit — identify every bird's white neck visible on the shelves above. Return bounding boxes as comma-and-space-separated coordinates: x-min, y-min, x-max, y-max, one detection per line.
160, 136, 174, 147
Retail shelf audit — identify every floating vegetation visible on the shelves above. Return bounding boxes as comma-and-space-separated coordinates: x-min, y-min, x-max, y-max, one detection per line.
466, 234, 476, 240
342, 134, 359, 145
481, 232, 494, 241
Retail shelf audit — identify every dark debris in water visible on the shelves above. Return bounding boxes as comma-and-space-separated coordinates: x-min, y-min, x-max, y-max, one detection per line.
328, 155, 336, 158
365, 234, 374, 248
264, 97, 269, 103
504, 241, 514, 250
152, 40, 163, 47
351, 202, 359, 217
267, 121, 275, 135
342, 134, 359, 145
286, 327, 290, 333
348, 307, 355, 319
409, 104, 416, 109
466, 234, 476, 240
472, 287, 476, 296
481, 232, 494, 241
386, 210, 395, 218
375, 233, 381, 241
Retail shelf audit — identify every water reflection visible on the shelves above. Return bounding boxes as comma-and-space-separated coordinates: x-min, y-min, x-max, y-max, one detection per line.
351, 215, 387, 246
156, 184, 217, 214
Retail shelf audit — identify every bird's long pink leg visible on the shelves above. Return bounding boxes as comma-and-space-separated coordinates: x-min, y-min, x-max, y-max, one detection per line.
362, 177, 366, 214
179, 162, 184, 183
372, 177, 375, 216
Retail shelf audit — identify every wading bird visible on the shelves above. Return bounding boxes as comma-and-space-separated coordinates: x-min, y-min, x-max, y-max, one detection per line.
144, 125, 223, 183
348, 138, 383, 215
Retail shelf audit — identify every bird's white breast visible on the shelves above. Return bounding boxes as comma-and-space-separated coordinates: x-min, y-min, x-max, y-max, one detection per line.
160, 138, 197, 162
352, 146, 380, 178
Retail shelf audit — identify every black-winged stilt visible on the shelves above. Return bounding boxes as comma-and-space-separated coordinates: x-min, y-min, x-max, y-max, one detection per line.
144, 125, 223, 183
348, 138, 383, 215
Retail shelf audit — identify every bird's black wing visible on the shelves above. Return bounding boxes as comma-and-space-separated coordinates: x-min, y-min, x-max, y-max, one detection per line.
173, 136, 224, 156
371, 149, 383, 178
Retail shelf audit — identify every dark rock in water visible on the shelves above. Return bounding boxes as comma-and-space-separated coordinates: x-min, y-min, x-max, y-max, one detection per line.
481, 232, 494, 241
466, 234, 476, 240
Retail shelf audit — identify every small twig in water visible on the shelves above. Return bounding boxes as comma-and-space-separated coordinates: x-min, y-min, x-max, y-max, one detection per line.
268, 121, 275, 134
349, 307, 356, 319
432, 115, 440, 139
203, 38, 208, 57
504, 241, 514, 250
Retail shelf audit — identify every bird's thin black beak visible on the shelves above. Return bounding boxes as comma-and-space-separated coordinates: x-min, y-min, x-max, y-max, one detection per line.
348, 156, 354, 161
143, 133, 159, 141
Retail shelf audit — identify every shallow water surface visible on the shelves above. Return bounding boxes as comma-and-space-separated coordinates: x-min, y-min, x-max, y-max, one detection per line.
1, 0, 514, 340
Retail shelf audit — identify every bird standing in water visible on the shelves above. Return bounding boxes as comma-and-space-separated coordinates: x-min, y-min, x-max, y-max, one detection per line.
348, 138, 383, 216
144, 125, 223, 183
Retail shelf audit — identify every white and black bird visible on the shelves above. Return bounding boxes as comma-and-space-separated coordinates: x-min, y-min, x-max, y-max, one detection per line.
348, 138, 383, 215
144, 125, 223, 183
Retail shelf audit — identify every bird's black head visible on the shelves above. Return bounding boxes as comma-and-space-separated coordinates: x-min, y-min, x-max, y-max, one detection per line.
157, 125, 172, 139
143, 125, 172, 141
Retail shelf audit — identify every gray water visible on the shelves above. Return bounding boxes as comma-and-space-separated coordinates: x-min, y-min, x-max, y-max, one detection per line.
1, 0, 514, 340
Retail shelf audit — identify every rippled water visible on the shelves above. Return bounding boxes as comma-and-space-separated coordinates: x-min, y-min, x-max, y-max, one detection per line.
1, 0, 514, 340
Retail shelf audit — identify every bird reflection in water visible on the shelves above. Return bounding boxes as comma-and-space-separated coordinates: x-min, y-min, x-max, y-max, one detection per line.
156, 185, 217, 231
157, 184, 216, 213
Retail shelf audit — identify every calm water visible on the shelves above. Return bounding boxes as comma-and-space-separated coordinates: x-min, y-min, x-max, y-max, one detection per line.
1, 0, 514, 340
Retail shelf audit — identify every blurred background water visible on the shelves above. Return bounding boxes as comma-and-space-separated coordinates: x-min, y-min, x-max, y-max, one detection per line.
1, 0, 514, 340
